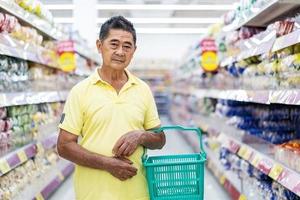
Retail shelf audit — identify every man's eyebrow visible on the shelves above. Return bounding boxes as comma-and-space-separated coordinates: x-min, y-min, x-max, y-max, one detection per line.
109, 39, 120, 43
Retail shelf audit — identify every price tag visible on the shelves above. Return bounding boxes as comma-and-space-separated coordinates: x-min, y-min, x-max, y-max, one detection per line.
219, 175, 226, 185
269, 164, 284, 180
36, 143, 44, 153
251, 154, 262, 168
237, 146, 247, 158
35, 193, 44, 200
0, 160, 10, 174
239, 194, 247, 200
17, 151, 27, 163
243, 148, 252, 160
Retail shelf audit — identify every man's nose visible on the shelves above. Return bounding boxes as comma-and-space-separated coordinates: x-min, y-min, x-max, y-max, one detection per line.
115, 45, 125, 56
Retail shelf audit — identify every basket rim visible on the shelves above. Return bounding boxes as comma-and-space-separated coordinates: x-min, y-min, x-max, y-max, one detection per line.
143, 153, 206, 167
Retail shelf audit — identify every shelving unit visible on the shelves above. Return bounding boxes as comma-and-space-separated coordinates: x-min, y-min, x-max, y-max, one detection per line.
0, 129, 58, 176
0, 91, 69, 107
205, 145, 244, 200
0, 0, 100, 65
171, 1, 300, 199
195, 114, 300, 197
173, 88, 300, 105
0, 2, 98, 199
223, 0, 300, 32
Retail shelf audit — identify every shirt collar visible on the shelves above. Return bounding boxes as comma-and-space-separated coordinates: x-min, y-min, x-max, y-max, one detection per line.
90, 68, 138, 86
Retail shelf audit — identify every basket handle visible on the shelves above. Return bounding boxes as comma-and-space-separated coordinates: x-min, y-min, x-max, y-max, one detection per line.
142, 125, 205, 161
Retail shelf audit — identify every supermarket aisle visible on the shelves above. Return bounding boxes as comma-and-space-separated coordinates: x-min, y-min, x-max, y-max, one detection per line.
50, 117, 229, 200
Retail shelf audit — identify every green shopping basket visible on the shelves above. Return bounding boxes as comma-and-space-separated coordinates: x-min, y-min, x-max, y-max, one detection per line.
143, 125, 206, 200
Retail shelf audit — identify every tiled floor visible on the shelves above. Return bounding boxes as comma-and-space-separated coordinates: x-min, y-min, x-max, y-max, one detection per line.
49, 118, 230, 200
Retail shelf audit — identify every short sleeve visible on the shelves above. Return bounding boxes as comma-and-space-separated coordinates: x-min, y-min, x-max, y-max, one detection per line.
58, 88, 83, 136
144, 86, 161, 130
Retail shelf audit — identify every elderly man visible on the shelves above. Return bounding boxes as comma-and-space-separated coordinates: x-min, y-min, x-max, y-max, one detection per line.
57, 16, 165, 200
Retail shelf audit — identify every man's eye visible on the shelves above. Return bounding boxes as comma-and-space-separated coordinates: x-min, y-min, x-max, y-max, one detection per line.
111, 43, 117, 48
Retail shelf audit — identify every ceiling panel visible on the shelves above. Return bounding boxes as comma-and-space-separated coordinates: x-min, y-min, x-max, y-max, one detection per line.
172, 10, 227, 18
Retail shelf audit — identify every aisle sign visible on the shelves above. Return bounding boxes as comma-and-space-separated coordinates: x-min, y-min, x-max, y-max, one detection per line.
200, 38, 219, 72
57, 40, 76, 72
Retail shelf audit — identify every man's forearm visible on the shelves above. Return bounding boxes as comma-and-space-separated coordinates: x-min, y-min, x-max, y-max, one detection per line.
57, 142, 110, 170
140, 131, 166, 150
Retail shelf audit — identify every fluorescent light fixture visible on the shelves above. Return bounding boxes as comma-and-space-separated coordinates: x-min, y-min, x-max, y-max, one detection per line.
53, 17, 74, 23
134, 28, 207, 34
97, 18, 220, 24
96, 4, 234, 10
94, 28, 207, 34
45, 4, 75, 10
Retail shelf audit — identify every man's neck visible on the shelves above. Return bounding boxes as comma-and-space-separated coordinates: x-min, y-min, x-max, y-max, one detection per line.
98, 65, 128, 84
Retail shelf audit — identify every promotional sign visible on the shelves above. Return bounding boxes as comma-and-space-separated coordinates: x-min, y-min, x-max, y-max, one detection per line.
200, 38, 219, 72
57, 40, 76, 72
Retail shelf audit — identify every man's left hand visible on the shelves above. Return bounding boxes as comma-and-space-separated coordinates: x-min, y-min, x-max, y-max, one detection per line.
113, 130, 144, 157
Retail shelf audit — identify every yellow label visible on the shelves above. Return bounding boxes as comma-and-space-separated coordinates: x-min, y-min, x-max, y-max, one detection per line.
17, 151, 27, 163
59, 52, 76, 72
36, 143, 44, 153
201, 51, 219, 72
219, 175, 226, 185
238, 146, 247, 158
251, 154, 262, 168
243, 148, 252, 160
0, 160, 10, 174
35, 193, 44, 200
239, 194, 247, 200
58, 172, 64, 181
269, 164, 284, 180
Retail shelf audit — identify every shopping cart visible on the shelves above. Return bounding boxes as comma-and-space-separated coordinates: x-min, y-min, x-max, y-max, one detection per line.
143, 125, 206, 200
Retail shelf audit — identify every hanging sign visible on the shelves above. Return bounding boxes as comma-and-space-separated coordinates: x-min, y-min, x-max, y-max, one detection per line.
200, 38, 219, 72
57, 40, 76, 72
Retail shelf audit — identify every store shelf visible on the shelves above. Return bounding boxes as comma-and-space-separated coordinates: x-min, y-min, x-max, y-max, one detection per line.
0, 90, 69, 108
205, 145, 244, 200
272, 29, 300, 52
14, 159, 74, 200
33, 162, 74, 200
223, 0, 300, 32
195, 114, 300, 197
173, 88, 300, 105
0, 130, 58, 176
0, 0, 64, 40
0, 34, 60, 69
220, 56, 236, 67
0, 142, 36, 176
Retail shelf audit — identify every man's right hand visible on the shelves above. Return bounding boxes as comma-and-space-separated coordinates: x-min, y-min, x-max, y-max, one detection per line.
106, 157, 137, 181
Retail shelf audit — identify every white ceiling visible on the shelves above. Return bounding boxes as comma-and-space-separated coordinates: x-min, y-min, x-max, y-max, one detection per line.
42, 0, 239, 33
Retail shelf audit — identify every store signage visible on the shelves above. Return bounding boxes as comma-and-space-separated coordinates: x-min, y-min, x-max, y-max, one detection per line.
200, 38, 219, 72
57, 40, 76, 72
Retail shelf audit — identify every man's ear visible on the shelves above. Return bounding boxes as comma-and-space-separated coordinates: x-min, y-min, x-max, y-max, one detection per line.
96, 39, 102, 54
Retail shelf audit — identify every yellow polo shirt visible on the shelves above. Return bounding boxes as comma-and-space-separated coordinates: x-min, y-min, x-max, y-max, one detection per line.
58, 69, 161, 200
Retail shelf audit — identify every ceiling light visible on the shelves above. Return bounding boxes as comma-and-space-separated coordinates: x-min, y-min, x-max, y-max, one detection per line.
97, 18, 220, 24
96, 4, 234, 10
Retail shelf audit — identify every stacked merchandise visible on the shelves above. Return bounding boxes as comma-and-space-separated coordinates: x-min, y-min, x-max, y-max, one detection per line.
0, 102, 64, 157
0, 146, 60, 200
219, 147, 300, 200
171, 2, 300, 198
0, 1, 100, 199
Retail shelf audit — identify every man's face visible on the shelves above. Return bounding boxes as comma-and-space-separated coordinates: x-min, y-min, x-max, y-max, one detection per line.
97, 29, 136, 70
